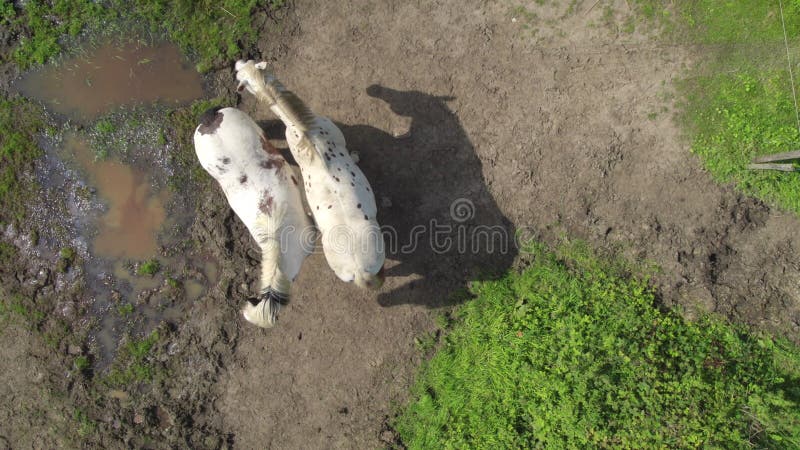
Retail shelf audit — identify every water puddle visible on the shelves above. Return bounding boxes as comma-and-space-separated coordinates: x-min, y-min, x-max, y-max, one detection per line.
14, 40, 203, 121
17, 38, 214, 365
57, 132, 217, 364
90, 254, 220, 365
64, 134, 168, 259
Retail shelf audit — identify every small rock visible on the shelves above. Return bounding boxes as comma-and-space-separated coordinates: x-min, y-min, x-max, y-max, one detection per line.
155, 406, 173, 429
34, 267, 50, 285
133, 413, 144, 425
67, 344, 82, 355
39, 286, 55, 297
380, 429, 397, 443
57, 300, 75, 318
108, 390, 130, 401
138, 288, 158, 305
391, 117, 412, 139
246, 247, 259, 258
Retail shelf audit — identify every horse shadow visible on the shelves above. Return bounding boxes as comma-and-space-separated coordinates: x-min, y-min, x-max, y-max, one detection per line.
260, 85, 516, 308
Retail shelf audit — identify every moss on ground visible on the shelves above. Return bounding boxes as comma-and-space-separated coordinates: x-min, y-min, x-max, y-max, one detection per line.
0, 96, 47, 225
137, 258, 161, 277
0, 291, 46, 326
2, 0, 285, 72
102, 330, 164, 387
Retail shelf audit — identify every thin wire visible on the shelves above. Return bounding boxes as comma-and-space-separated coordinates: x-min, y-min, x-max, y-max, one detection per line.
779, 0, 800, 136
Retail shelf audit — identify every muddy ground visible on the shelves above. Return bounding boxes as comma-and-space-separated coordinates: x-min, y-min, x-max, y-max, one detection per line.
2, 0, 800, 448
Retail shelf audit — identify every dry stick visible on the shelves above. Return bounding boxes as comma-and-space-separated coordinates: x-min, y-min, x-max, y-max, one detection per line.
753, 149, 800, 163
220, 6, 237, 18
779, 0, 800, 136
747, 163, 798, 172
585, 0, 602, 16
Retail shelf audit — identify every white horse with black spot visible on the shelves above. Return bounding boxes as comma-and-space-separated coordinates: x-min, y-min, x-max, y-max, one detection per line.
234, 60, 385, 289
193, 106, 313, 327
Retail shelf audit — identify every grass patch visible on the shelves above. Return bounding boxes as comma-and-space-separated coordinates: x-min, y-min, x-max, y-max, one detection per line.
2, 0, 284, 72
0, 291, 46, 326
74, 355, 90, 371
117, 303, 134, 317
166, 277, 181, 289
102, 330, 161, 386
86, 107, 168, 161
0, 242, 18, 265
73, 408, 96, 438
137, 258, 161, 277
396, 245, 800, 449
93, 118, 116, 135
43, 319, 71, 349
59, 247, 75, 259
0, 96, 46, 225
632, 0, 800, 214
57, 246, 76, 272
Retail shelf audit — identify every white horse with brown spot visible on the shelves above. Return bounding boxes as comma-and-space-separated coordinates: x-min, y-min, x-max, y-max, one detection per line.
194, 106, 313, 327
234, 60, 385, 290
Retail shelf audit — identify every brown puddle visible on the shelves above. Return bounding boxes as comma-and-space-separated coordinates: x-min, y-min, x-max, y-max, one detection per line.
19, 39, 214, 365
64, 134, 167, 259
15, 41, 203, 121
92, 256, 220, 365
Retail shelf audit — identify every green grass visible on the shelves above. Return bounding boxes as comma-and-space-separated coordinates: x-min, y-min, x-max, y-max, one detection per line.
117, 303, 134, 316
166, 277, 181, 289
87, 107, 166, 160
632, 0, 800, 214
137, 258, 161, 277
0, 96, 46, 225
43, 319, 72, 350
57, 246, 76, 272
59, 247, 75, 259
0, 242, 17, 265
396, 244, 800, 449
93, 118, 115, 135
73, 408, 96, 438
103, 330, 161, 386
0, 291, 46, 326
74, 355, 90, 371
2, 0, 284, 72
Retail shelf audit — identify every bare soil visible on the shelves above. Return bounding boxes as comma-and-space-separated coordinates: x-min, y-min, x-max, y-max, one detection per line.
3, 0, 800, 448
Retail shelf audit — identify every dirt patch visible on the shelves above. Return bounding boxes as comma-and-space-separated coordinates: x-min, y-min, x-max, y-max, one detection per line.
3, 0, 800, 448
0, 322, 72, 449
219, 0, 799, 447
